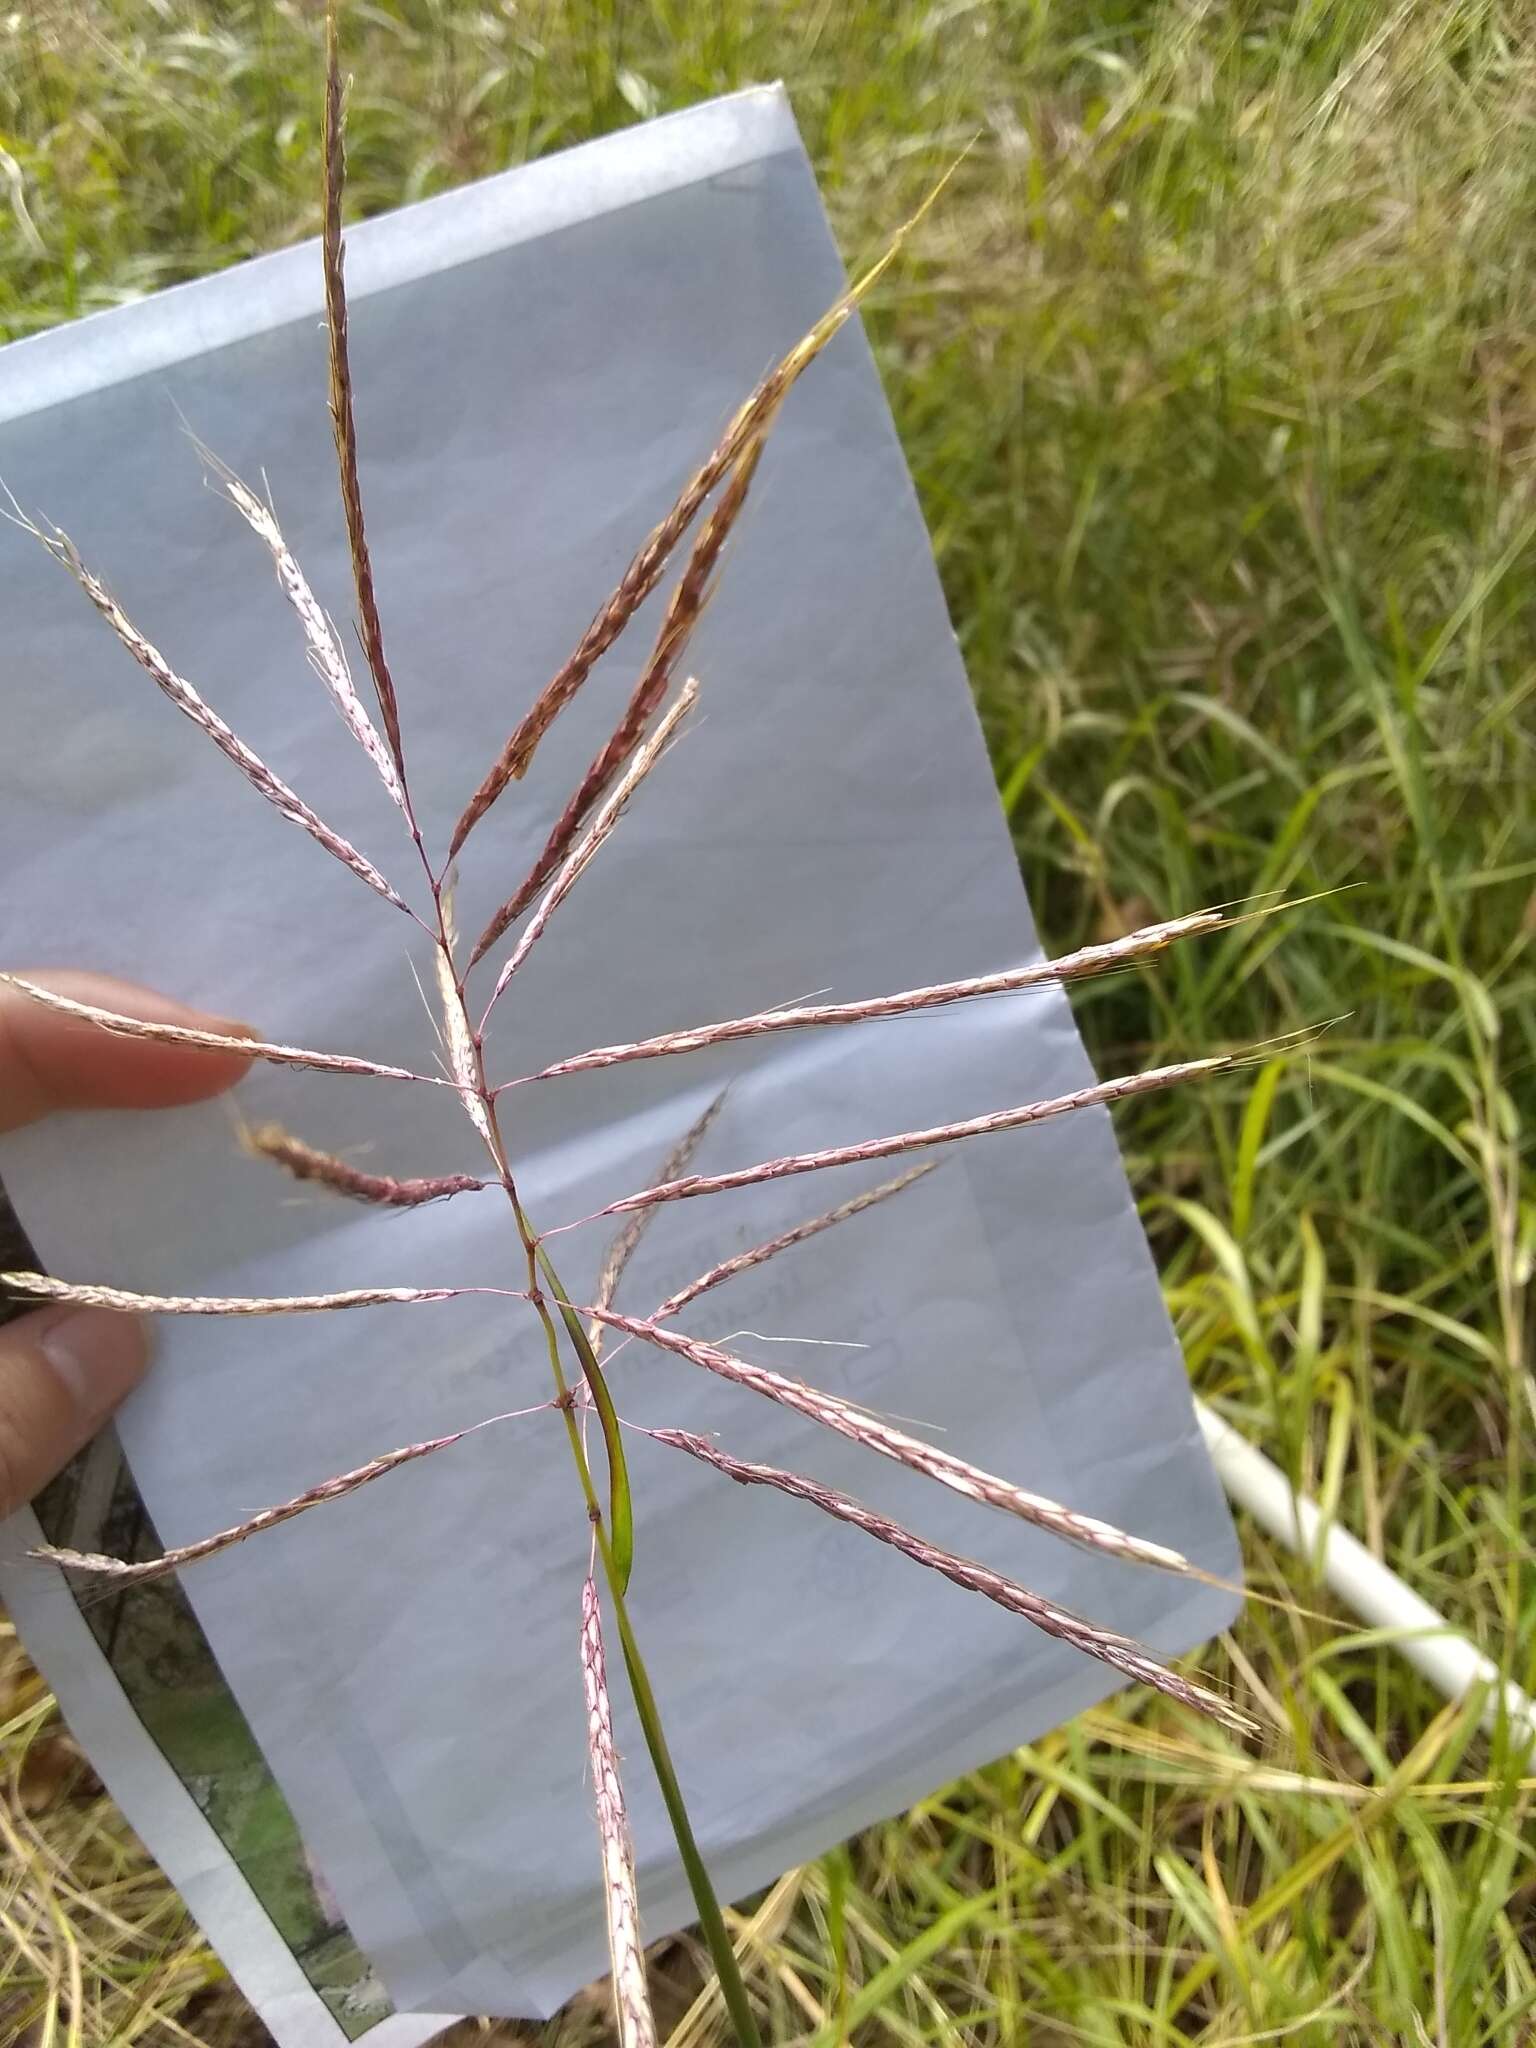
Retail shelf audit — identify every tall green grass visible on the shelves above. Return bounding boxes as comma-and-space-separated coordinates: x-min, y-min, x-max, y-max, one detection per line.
1, 2, 1531, 2042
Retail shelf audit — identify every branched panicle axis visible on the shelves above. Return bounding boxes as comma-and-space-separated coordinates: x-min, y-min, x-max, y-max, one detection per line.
18, 32, 1274, 2045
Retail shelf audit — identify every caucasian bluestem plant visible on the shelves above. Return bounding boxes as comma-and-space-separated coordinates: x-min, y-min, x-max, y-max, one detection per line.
1, 18, 1270, 2046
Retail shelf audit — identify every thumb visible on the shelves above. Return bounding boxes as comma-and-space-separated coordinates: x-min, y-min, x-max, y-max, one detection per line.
0, 1306, 148, 1519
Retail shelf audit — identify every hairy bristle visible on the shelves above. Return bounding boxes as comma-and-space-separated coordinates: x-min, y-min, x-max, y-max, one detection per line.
654, 1430, 1253, 1734
580, 1575, 657, 2048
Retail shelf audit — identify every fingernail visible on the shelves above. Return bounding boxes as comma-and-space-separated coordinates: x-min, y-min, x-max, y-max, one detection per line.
40, 1309, 150, 1424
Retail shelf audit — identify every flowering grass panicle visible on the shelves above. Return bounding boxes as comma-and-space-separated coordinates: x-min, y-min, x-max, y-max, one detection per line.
0, 17, 1287, 2042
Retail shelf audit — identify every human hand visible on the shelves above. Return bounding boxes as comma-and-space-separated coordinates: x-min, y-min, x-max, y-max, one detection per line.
0, 973, 252, 1517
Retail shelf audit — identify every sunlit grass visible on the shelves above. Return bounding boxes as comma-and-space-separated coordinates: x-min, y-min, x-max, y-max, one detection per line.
1, 1, 1532, 2041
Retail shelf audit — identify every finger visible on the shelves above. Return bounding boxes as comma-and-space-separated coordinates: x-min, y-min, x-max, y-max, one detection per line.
0, 1305, 148, 1518
0, 971, 255, 1134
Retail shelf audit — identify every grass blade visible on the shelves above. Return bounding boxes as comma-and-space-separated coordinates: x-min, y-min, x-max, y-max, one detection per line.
539, 1247, 635, 1592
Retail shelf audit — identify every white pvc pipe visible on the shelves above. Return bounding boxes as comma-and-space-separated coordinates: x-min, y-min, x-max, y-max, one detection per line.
1195, 1399, 1536, 1748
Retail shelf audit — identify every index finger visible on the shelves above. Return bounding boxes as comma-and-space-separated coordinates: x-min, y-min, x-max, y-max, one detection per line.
0, 971, 255, 1134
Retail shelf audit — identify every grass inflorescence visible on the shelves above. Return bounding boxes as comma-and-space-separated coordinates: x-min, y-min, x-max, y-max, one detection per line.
0, 2, 1532, 2045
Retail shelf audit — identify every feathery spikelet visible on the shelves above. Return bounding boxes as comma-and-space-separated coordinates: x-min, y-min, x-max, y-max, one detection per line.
585, 1057, 1232, 1219
589, 1308, 1194, 1576
653, 1164, 935, 1322
467, 456, 753, 968
504, 914, 1228, 1086
653, 1430, 1254, 1734
580, 1575, 657, 2048
589, 1089, 729, 1357
1, 1274, 461, 1315
454, 439, 768, 867
435, 903, 498, 1160
323, 11, 410, 806
448, 178, 953, 867
243, 1123, 487, 1207
33, 1426, 478, 1585
15, 516, 408, 910
211, 454, 407, 811
0, 974, 440, 1083
481, 680, 699, 1013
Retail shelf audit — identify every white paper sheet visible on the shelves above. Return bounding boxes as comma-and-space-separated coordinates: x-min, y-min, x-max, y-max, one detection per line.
0, 86, 1239, 2035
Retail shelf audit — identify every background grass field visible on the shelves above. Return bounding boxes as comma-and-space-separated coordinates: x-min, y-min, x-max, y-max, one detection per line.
2, 2, 1533, 2042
